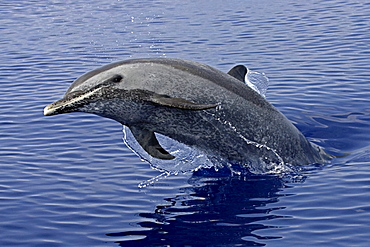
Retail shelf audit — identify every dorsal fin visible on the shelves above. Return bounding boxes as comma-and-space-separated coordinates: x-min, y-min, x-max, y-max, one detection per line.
227, 65, 248, 82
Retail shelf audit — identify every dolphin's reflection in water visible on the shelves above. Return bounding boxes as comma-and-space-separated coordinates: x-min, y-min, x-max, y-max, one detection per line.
108, 168, 297, 246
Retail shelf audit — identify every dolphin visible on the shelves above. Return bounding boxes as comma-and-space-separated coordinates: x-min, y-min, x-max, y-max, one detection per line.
44, 58, 330, 166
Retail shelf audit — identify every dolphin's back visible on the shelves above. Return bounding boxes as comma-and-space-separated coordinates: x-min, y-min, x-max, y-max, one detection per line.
123, 58, 272, 109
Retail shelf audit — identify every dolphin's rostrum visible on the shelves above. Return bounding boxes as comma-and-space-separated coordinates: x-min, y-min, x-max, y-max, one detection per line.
44, 58, 330, 166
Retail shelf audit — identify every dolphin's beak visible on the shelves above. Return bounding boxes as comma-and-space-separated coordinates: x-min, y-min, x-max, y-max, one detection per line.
44, 88, 102, 116
44, 98, 73, 116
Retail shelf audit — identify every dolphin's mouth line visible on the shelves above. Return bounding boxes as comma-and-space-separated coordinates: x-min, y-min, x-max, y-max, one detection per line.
44, 77, 129, 116
44, 87, 103, 116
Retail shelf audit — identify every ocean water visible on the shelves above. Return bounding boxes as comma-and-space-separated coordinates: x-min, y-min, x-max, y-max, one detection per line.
1, 0, 370, 246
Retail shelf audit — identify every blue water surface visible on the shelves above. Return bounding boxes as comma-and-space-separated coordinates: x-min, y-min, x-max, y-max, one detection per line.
1, 0, 370, 246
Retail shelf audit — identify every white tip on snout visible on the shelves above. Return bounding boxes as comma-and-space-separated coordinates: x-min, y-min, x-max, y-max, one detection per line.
43, 105, 56, 116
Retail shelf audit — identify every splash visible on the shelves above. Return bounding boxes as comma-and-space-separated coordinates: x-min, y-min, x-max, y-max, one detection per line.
200, 110, 293, 176
122, 125, 220, 186
244, 69, 269, 97
123, 125, 227, 187
122, 116, 298, 188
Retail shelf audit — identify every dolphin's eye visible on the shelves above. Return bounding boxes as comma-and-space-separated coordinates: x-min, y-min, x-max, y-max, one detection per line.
111, 75, 123, 83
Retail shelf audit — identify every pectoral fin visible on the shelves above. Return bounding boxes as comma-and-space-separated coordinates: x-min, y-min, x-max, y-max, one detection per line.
150, 94, 218, 110
129, 126, 175, 160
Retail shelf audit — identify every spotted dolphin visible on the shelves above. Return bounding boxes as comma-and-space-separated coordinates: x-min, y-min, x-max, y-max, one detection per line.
44, 58, 330, 165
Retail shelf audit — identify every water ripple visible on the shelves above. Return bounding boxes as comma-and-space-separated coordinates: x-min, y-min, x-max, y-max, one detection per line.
1, 0, 370, 246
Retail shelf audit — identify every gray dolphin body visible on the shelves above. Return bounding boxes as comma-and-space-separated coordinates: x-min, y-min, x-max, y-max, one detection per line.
44, 58, 329, 165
